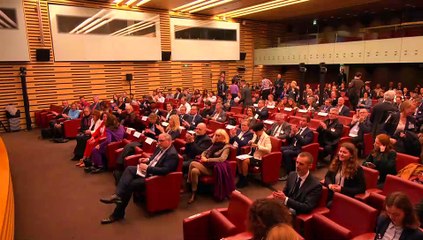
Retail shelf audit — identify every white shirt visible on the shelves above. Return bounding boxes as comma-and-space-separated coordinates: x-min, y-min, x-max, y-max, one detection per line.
381, 222, 403, 240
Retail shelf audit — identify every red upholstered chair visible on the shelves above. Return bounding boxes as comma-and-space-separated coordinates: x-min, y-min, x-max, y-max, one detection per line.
62, 118, 81, 138
183, 191, 253, 240
307, 192, 378, 240
249, 152, 282, 184
362, 133, 373, 157
230, 106, 243, 114
173, 138, 187, 155
35, 104, 63, 128
308, 119, 322, 131
301, 143, 319, 171
224, 231, 305, 240
288, 116, 305, 125
396, 153, 420, 172
208, 120, 226, 132
296, 186, 329, 240
367, 174, 423, 211
269, 136, 283, 152
355, 166, 380, 202
337, 116, 352, 126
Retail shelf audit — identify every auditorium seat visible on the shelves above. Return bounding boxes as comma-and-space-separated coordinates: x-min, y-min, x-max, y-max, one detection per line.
396, 152, 420, 172
249, 152, 282, 184
208, 120, 226, 132
307, 192, 378, 240
62, 118, 81, 138
301, 143, 319, 171
355, 166, 380, 202
367, 174, 423, 211
362, 133, 373, 157
183, 191, 253, 240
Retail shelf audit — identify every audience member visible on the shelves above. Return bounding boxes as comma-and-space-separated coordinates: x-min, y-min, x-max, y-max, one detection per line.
229, 120, 253, 154
200, 101, 214, 119
317, 108, 343, 163
266, 113, 291, 140
255, 100, 269, 120
52, 102, 81, 141
319, 99, 332, 113
273, 152, 322, 215
370, 90, 398, 137
187, 129, 233, 203
161, 103, 177, 122
323, 142, 366, 200
274, 74, 284, 99
363, 134, 397, 186
144, 113, 161, 140
280, 117, 314, 179
156, 114, 181, 140
357, 91, 372, 109
375, 192, 423, 240
348, 72, 364, 111
244, 106, 258, 128
349, 108, 372, 156
337, 97, 351, 116
183, 105, 203, 130
247, 198, 292, 240
178, 97, 191, 113
239, 80, 253, 110
209, 103, 227, 122
182, 123, 212, 173
266, 223, 299, 240
72, 107, 93, 161
236, 122, 272, 188
99, 133, 178, 224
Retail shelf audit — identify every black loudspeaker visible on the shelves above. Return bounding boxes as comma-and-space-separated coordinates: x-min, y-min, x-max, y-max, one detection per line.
162, 51, 171, 61
36, 49, 50, 61
126, 74, 133, 81
237, 66, 246, 72
240, 52, 246, 60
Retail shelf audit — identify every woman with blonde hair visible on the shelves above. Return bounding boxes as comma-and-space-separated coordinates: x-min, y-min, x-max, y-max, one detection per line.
156, 114, 181, 140
266, 223, 299, 240
187, 129, 234, 203
323, 142, 366, 199
363, 134, 396, 185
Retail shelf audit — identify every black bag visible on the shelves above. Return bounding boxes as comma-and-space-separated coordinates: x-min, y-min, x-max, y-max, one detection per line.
41, 128, 52, 139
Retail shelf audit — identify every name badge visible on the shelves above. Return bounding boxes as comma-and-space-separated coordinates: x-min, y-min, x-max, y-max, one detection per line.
330, 128, 336, 132
254, 114, 259, 119
280, 131, 284, 134
241, 137, 244, 141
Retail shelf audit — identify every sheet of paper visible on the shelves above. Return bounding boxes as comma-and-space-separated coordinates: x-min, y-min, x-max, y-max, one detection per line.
144, 137, 154, 145
187, 130, 195, 135
136, 164, 146, 177
318, 112, 328, 116
236, 154, 253, 160
283, 107, 292, 111
161, 122, 169, 127
298, 109, 307, 113
133, 131, 141, 138
141, 116, 148, 121
263, 120, 274, 125
226, 125, 236, 129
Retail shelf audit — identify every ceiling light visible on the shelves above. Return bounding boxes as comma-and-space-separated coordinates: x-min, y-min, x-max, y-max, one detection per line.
113, 0, 125, 4
125, 0, 138, 6
173, 0, 233, 13
217, 0, 308, 18
136, 0, 152, 7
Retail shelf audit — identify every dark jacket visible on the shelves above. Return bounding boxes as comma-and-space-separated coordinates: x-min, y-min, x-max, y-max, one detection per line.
255, 107, 269, 120
338, 105, 351, 117
267, 122, 291, 140
370, 101, 398, 136
283, 172, 322, 214
324, 165, 366, 198
146, 145, 179, 177
375, 215, 423, 240
185, 134, 212, 159
187, 114, 203, 130
288, 127, 314, 150
349, 118, 372, 142
364, 150, 397, 183
317, 119, 343, 147
230, 129, 253, 149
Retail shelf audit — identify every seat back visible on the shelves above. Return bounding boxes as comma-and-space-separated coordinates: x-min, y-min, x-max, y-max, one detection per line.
363, 133, 373, 157
301, 143, 319, 171
177, 154, 184, 172
383, 175, 423, 205
308, 119, 321, 131
269, 136, 282, 153
338, 116, 352, 126
208, 120, 226, 132
328, 193, 378, 237
226, 191, 253, 233
362, 166, 379, 190
288, 116, 305, 125
396, 153, 420, 172
142, 137, 157, 154
230, 106, 243, 114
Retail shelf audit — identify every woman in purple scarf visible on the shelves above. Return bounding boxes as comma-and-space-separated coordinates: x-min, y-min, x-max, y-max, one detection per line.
187, 129, 235, 204
88, 113, 124, 174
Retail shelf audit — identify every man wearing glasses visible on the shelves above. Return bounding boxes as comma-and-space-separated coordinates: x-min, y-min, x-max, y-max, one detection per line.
182, 123, 212, 173
99, 133, 178, 224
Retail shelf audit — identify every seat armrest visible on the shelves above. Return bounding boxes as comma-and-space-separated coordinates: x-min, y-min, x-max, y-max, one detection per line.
210, 209, 238, 239
183, 211, 212, 240
311, 213, 352, 240
351, 232, 376, 240
124, 154, 143, 167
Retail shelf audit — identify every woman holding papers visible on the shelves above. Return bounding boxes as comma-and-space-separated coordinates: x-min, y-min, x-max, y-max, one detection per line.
236, 122, 272, 188
156, 114, 181, 140
187, 129, 233, 204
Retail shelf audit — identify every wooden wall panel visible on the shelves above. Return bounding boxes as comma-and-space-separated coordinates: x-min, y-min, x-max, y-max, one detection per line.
1, 0, 276, 131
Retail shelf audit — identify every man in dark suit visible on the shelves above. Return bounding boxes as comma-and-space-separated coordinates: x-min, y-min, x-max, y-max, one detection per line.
348, 72, 364, 111
174, 88, 183, 99
337, 97, 351, 116
182, 123, 212, 173
266, 113, 291, 140
280, 117, 314, 180
200, 101, 215, 119
370, 90, 398, 137
274, 73, 284, 99
229, 120, 253, 154
182, 106, 203, 130
99, 133, 179, 224
239, 80, 252, 110
161, 103, 177, 122
178, 105, 192, 126
413, 96, 423, 130
319, 99, 333, 113
209, 103, 227, 123
90, 96, 102, 111
255, 100, 269, 120
317, 108, 344, 163
349, 108, 372, 156
273, 152, 322, 215
217, 72, 228, 101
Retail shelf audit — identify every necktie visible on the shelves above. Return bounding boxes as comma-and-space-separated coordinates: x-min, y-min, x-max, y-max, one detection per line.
294, 128, 304, 147
149, 149, 164, 167
290, 177, 302, 196
273, 124, 281, 137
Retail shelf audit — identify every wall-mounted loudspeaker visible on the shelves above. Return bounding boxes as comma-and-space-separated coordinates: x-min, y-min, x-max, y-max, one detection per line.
36, 49, 50, 62
240, 52, 246, 61
237, 66, 246, 72
162, 51, 171, 61
126, 73, 133, 81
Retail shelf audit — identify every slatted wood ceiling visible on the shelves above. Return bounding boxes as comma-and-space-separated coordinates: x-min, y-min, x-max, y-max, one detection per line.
0, 0, 285, 131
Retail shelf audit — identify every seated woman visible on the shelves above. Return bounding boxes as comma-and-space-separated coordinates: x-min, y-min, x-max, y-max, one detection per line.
236, 122, 272, 188
87, 114, 125, 174
78, 112, 107, 167
323, 142, 366, 199
303, 96, 317, 112
248, 198, 292, 240
52, 102, 81, 141
375, 192, 423, 239
363, 134, 397, 186
284, 97, 297, 110
187, 129, 233, 204
266, 94, 276, 108
243, 106, 258, 128
72, 108, 100, 161
156, 114, 181, 140
357, 91, 372, 109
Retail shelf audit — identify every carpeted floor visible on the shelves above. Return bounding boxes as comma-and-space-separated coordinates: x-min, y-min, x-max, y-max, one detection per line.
2, 130, 327, 240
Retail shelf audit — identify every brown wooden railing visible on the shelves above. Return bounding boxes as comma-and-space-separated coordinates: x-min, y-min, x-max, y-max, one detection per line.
0, 137, 14, 240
